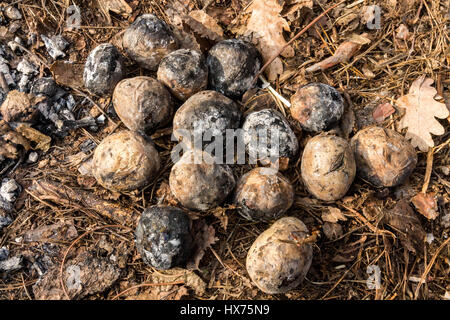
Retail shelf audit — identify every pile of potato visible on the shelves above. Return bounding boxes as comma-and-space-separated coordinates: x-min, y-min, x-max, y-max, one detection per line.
83, 14, 417, 295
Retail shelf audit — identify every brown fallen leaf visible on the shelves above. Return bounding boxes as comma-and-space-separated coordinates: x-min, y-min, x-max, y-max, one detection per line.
373, 102, 395, 123
397, 76, 449, 152
98, 0, 132, 24
186, 220, 218, 270
282, 0, 313, 18
306, 33, 370, 72
50, 61, 84, 90
243, 0, 295, 81
211, 205, 235, 231
183, 10, 224, 42
323, 222, 343, 240
0, 90, 42, 123
155, 181, 183, 208
15, 124, 51, 152
383, 199, 426, 253
322, 207, 347, 223
411, 192, 439, 220
28, 179, 138, 226
0, 120, 30, 159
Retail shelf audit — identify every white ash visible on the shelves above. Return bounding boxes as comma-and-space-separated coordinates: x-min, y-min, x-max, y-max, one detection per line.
0, 178, 21, 209
96, 114, 106, 124
31, 77, 58, 97
27, 152, 38, 163
7, 36, 23, 52
41, 35, 69, 60
65, 265, 82, 291
78, 158, 93, 176
0, 255, 22, 273
18, 74, 31, 92
17, 59, 38, 92
425, 233, 435, 244
0, 179, 21, 215
441, 212, 450, 228
17, 58, 38, 75
4, 6, 22, 20
66, 94, 76, 111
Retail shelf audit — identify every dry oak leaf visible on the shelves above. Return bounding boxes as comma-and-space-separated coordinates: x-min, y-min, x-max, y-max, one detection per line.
186, 220, 217, 271
184, 10, 224, 42
397, 76, 449, 152
50, 61, 84, 90
322, 207, 347, 223
373, 102, 395, 123
98, 0, 132, 23
244, 0, 295, 81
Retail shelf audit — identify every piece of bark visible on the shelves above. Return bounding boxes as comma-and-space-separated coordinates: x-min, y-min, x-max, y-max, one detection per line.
28, 180, 138, 226
23, 220, 78, 242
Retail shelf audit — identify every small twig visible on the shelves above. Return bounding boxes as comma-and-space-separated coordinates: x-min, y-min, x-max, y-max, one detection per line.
421, 147, 434, 193
21, 274, 32, 300
252, 0, 346, 83
259, 75, 291, 108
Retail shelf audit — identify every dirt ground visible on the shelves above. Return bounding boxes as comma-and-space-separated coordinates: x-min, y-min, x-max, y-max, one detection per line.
0, 0, 449, 300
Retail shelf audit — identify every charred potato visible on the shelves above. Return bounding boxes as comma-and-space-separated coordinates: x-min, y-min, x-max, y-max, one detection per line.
351, 126, 417, 187
172, 90, 241, 151
206, 39, 261, 99
234, 167, 294, 221
157, 49, 208, 101
123, 14, 178, 71
112, 76, 173, 134
242, 108, 299, 167
291, 83, 344, 132
135, 205, 193, 270
83, 43, 124, 96
246, 217, 313, 294
169, 150, 235, 211
92, 130, 161, 192
301, 135, 356, 201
